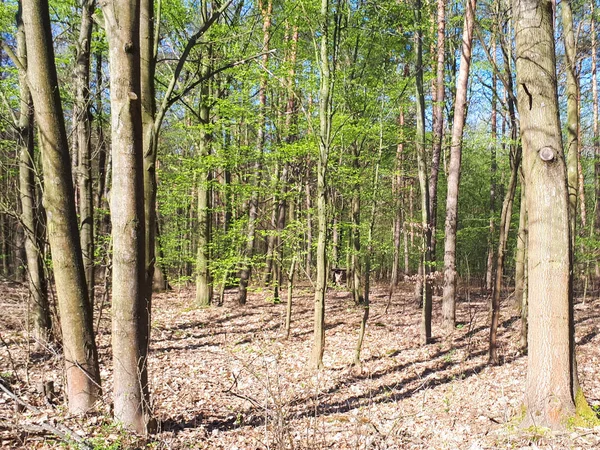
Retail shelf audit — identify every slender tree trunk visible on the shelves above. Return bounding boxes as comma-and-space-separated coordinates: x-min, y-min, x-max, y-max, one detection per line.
351, 143, 363, 305
389, 109, 404, 302
562, 0, 579, 244
485, 42, 497, 292
102, 0, 149, 433
22, 0, 100, 414
355, 118, 383, 364
518, 182, 528, 351
309, 0, 332, 369
429, 0, 446, 257
593, 0, 600, 260
305, 175, 313, 278
515, 0, 588, 428
195, 95, 212, 306
74, 0, 95, 306
442, 0, 477, 333
16, 5, 50, 347
488, 135, 521, 365
238, 0, 272, 304
414, 0, 432, 345
195, 34, 213, 306
515, 176, 527, 310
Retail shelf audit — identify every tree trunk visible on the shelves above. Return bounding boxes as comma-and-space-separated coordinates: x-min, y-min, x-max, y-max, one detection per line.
101, 0, 150, 433
22, 0, 100, 414
514, 0, 587, 428
518, 182, 528, 351
16, 4, 51, 348
351, 143, 363, 305
195, 72, 213, 306
442, 0, 477, 333
429, 0, 446, 257
414, 0, 432, 345
593, 0, 600, 264
355, 118, 383, 364
238, 0, 272, 304
562, 0, 579, 243
514, 176, 527, 310
309, 0, 332, 369
485, 41, 497, 293
488, 132, 521, 365
74, 0, 95, 306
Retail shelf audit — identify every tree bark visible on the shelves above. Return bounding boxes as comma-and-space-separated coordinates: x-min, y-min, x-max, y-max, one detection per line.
309, 0, 332, 369
74, 0, 95, 307
593, 0, 600, 255
514, 175, 527, 310
429, 0, 446, 257
351, 143, 363, 306
195, 58, 213, 306
16, 3, 50, 348
442, 0, 477, 333
562, 0, 579, 243
485, 41, 497, 293
22, 0, 100, 414
237, 0, 272, 304
101, 0, 149, 433
514, 0, 586, 428
414, 0, 432, 345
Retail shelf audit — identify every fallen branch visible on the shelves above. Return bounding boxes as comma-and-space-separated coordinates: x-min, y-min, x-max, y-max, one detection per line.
0, 380, 93, 450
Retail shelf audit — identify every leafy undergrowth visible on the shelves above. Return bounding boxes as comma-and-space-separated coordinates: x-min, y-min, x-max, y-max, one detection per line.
1, 279, 600, 449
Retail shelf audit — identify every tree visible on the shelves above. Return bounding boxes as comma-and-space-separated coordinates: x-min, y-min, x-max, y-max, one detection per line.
562, 0, 579, 243
441, 0, 477, 334
514, 0, 590, 428
73, 0, 95, 305
15, 1, 50, 348
309, 0, 333, 370
414, 0, 432, 345
100, 0, 150, 433
21, 0, 100, 414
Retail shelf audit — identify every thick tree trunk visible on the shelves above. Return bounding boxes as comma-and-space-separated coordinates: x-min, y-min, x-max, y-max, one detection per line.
16, 6, 50, 348
514, 0, 587, 428
22, 0, 100, 414
74, 0, 95, 306
442, 0, 477, 333
101, 0, 150, 433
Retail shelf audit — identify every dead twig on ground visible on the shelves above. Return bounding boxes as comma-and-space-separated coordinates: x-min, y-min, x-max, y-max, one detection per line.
0, 379, 93, 450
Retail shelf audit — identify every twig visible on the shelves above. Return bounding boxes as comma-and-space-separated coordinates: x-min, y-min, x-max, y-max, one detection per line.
0, 380, 93, 450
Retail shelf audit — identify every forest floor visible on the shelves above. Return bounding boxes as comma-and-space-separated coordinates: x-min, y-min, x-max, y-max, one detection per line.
1, 280, 600, 449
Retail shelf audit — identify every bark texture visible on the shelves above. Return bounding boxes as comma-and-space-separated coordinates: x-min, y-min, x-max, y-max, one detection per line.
101, 0, 150, 433
74, 0, 95, 306
22, 0, 100, 414
442, 0, 477, 333
309, 0, 331, 369
16, 3, 50, 348
514, 0, 581, 428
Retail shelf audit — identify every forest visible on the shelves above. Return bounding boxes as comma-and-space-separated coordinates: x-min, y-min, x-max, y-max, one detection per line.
1, 0, 600, 448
